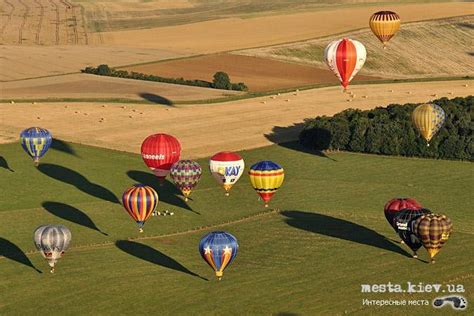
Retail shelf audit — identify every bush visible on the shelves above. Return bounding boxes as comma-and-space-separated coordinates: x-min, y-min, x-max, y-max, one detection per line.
299, 96, 473, 161
81, 66, 247, 91
212, 71, 231, 90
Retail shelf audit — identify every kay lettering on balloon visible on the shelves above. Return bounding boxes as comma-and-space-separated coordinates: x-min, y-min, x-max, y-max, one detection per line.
225, 166, 241, 176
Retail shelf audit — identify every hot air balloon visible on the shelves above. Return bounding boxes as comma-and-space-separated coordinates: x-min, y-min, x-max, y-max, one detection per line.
20, 127, 52, 166
170, 160, 202, 201
412, 103, 446, 146
413, 214, 452, 263
141, 133, 181, 182
249, 161, 284, 208
33, 225, 71, 273
392, 208, 431, 258
369, 11, 401, 49
324, 38, 366, 91
199, 231, 238, 280
209, 151, 245, 196
384, 198, 422, 232
122, 184, 159, 232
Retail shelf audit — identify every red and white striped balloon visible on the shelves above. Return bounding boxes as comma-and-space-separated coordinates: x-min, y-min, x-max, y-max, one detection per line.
324, 38, 366, 90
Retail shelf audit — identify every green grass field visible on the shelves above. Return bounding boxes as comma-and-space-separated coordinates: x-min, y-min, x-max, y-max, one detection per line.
0, 140, 472, 315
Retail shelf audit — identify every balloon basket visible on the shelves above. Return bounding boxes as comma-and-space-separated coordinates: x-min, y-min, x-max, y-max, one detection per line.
225, 192, 230, 197
34, 159, 39, 167
430, 259, 436, 264
412, 253, 418, 259
264, 204, 269, 208
400, 240, 405, 244
184, 197, 188, 202
139, 228, 144, 233
50, 267, 55, 274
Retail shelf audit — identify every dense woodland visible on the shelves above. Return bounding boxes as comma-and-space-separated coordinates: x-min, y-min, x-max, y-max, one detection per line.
300, 96, 473, 160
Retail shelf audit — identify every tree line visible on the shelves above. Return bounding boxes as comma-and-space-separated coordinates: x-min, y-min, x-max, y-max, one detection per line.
81, 64, 248, 91
299, 96, 473, 160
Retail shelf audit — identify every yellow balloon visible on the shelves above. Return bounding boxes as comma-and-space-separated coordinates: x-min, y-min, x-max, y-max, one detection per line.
411, 103, 446, 144
369, 11, 401, 48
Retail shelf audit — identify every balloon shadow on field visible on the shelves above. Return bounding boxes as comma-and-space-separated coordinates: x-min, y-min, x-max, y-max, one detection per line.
115, 240, 207, 280
42, 201, 108, 236
138, 93, 174, 106
127, 170, 198, 214
281, 210, 411, 257
0, 237, 42, 273
264, 125, 335, 161
50, 139, 79, 157
0, 156, 14, 172
37, 164, 119, 204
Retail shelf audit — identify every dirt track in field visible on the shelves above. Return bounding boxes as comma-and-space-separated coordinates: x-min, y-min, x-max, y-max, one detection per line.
0, 80, 471, 157
0, 73, 241, 101
122, 54, 380, 92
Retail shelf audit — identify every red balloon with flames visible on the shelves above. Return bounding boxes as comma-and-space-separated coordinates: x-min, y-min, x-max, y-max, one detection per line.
384, 198, 422, 231
141, 133, 181, 181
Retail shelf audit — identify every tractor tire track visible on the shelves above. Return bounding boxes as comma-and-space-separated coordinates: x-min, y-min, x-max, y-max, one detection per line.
33, 0, 44, 44
48, 0, 59, 44
59, 0, 75, 44
17, 0, 30, 44
78, 3, 88, 44
0, 0, 14, 40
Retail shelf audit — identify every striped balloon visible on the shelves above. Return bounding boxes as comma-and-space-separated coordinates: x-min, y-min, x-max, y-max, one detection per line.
413, 214, 453, 263
170, 160, 202, 201
324, 38, 366, 91
384, 198, 422, 232
199, 231, 238, 280
369, 11, 401, 49
33, 225, 71, 273
20, 127, 52, 166
249, 161, 284, 208
412, 103, 446, 145
122, 184, 159, 232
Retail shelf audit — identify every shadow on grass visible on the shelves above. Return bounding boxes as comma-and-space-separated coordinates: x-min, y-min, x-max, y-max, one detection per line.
138, 93, 173, 106
116, 240, 207, 280
281, 210, 411, 257
42, 201, 108, 236
0, 156, 14, 172
0, 237, 42, 273
265, 123, 335, 161
127, 170, 198, 214
38, 164, 119, 204
50, 139, 79, 157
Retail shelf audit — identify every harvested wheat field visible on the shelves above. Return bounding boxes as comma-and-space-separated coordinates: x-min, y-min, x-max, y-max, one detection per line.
0, 45, 188, 81
94, 3, 474, 53
0, 80, 471, 156
122, 54, 380, 92
0, 0, 88, 45
238, 15, 474, 79
0, 73, 241, 102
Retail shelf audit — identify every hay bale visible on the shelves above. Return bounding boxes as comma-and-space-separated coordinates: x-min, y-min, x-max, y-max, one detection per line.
362, 95, 368, 99
10, 101, 14, 104
37, 117, 41, 120
463, 84, 469, 87
389, 89, 394, 92
285, 99, 290, 102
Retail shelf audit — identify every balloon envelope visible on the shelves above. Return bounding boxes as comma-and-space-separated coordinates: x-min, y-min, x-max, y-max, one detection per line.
33, 224, 71, 272
413, 213, 452, 261
324, 38, 366, 89
393, 208, 431, 255
209, 152, 245, 195
20, 127, 52, 165
141, 133, 181, 180
369, 11, 401, 48
170, 160, 202, 201
122, 184, 159, 232
412, 103, 446, 144
199, 231, 238, 279
249, 161, 284, 207
384, 198, 422, 232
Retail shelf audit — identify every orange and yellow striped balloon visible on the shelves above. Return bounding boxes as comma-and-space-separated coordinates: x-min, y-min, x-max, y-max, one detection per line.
412, 103, 446, 145
369, 11, 401, 49
122, 184, 159, 232
412, 214, 452, 263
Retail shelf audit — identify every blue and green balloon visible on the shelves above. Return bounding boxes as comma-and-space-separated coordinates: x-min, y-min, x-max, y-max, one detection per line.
20, 127, 52, 166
